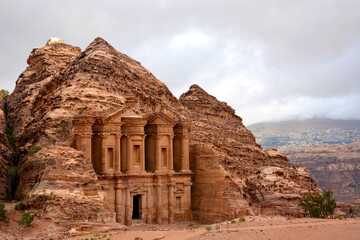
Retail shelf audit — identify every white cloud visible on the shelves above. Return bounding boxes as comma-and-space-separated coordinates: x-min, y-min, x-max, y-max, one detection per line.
1, 0, 360, 125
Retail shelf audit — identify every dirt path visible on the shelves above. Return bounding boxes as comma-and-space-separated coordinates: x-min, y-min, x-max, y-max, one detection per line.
66, 217, 360, 240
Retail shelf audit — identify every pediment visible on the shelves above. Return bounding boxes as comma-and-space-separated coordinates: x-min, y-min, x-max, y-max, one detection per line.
147, 113, 175, 125
104, 109, 126, 123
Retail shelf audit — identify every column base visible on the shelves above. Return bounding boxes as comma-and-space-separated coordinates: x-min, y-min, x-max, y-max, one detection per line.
180, 170, 192, 174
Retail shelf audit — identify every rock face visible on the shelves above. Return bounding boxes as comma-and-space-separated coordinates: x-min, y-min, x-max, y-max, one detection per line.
283, 142, 360, 203
0, 98, 11, 200
180, 85, 319, 221
6, 37, 319, 222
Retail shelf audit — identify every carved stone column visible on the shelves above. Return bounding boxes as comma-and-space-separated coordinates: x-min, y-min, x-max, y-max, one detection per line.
126, 134, 133, 173
115, 184, 123, 223
184, 181, 192, 219
168, 182, 175, 223
155, 135, 160, 172
168, 135, 174, 172
73, 116, 94, 162
125, 189, 132, 226
115, 134, 122, 173
156, 178, 162, 224
146, 186, 152, 224
100, 134, 107, 173
121, 186, 127, 224
181, 136, 190, 172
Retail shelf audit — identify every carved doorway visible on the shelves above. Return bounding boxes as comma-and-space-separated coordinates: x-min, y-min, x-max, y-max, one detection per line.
132, 194, 142, 219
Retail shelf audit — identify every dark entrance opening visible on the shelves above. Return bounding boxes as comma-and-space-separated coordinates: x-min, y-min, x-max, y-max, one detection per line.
132, 194, 142, 219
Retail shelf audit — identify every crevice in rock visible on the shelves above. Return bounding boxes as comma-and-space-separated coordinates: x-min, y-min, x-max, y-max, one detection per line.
3, 97, 20, 200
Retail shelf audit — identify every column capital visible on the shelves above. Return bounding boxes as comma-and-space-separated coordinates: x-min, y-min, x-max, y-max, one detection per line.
99, 133, 109, 138
115, 184, 125, 190
167, 182, 176, 187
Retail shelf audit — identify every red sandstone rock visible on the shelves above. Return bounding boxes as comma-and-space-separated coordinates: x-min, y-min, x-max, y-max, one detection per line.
181, 85, 320, 220
283, 142, 360, 203
0, 98, 11, 199
5, 37, 320, 223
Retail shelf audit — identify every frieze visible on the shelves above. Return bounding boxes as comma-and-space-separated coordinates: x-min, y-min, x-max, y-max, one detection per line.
129, 186, 148, 194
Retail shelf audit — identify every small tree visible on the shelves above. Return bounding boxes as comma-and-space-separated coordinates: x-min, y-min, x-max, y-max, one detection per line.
299, 189, 336, 218
0, 89, 9, 100
18, 212, 34, 226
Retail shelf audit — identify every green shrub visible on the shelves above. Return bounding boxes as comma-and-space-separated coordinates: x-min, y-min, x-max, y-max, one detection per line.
231, 219, 236, 224
239, 217, 245, 223
28, 145, 42, 156
14, 201, 25, 210
299, 189, 336, 218
0, 89, 9, 100
0, 202, 9, 222
18, 212, 34, 226
56, 122, 69, 135
48, 138, 56, 144
78, 108, 84, 115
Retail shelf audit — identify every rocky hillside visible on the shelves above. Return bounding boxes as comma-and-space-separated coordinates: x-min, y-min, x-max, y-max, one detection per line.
3, 37, 319, 222
283, 142, 360, 203
180, 85, 319, 221
0, 98, 11, 200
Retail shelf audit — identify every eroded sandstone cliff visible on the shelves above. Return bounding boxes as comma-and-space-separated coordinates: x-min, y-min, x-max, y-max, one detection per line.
6, 37, 319, 222
180, 85, 320, 221
283, 142, 360, 203
0, 98, 11, 199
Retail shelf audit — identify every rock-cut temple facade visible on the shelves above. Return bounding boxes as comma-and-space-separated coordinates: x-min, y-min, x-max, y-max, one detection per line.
72, 100, 192, 226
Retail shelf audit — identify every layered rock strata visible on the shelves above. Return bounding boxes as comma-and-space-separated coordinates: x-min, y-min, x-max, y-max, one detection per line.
180, 85, 320, 220
283, 142, 360, 203
0, 98, 11, 199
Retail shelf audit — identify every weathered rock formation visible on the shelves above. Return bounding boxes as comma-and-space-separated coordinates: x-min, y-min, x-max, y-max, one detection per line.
180, 85, 319, 221
283, 142, 360, 203
0, 98, 11, 199
5, 37, 319, 223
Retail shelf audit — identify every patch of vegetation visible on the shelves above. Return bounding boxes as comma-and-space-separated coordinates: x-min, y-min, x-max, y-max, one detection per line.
55, 220, 60, 224
14, 201, 25, 210
231, 219, 236, 224
28, 145, 42, 156
78, 108, 84, 115
5, 127, 17, 151
238, 217, 245, 223
18, 212, 34, 226
0, 202, 9, 222
48, 138, 56, 144
180, 100, 187, 107
0, 89, 9, 100
56, 122, 69, 135
299, 189, 336, 218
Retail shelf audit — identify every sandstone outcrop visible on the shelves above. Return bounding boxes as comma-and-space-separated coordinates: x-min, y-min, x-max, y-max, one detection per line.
180, 85, 319, 220
283, 142, 360, 203
0, 98, 11, 199
5, 37, 320, 223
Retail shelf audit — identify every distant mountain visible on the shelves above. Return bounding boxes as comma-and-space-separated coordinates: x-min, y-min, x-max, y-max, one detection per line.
247, 119, 360, 151
248, 119, 360, 203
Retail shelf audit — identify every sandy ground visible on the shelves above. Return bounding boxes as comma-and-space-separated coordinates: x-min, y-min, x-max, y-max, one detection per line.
64, 216, 360, 240
1, 202, 360, 240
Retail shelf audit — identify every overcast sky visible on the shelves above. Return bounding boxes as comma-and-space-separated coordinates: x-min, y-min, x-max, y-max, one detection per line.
1, 0, 360, 125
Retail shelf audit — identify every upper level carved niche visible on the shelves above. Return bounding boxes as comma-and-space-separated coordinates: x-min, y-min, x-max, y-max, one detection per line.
73, 109, 190, 175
